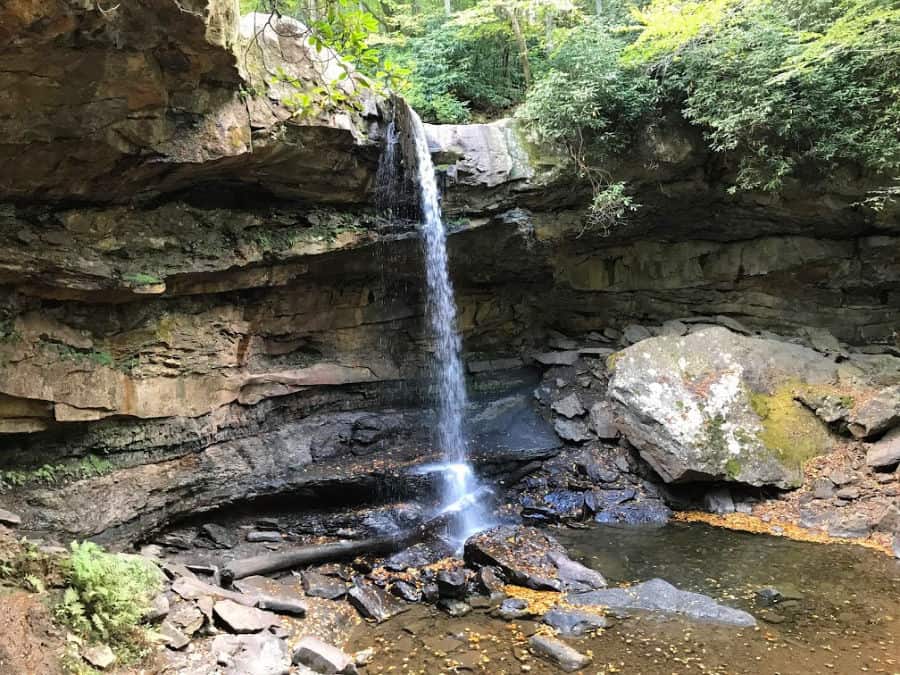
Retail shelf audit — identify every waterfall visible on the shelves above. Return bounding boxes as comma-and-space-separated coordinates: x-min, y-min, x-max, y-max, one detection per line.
406, 108, 490, 543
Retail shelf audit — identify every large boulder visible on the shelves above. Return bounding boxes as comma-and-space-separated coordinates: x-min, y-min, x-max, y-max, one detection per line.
607, 327, 893, 488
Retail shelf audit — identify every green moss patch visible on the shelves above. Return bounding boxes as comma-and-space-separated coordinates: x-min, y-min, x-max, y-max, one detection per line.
749, 383, 833, 468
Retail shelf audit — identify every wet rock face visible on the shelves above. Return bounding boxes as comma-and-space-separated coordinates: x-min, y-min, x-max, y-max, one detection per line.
607, 327, 899, 488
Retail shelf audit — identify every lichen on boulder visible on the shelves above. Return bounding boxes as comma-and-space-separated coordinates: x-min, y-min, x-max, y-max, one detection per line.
606, 327, 888, 488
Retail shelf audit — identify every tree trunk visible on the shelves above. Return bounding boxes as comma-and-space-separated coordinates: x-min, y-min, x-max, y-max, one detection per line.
595, 0, 603, 17
504, 4, 531, 88
444, 0, 452, 14
221, 511, 457, 584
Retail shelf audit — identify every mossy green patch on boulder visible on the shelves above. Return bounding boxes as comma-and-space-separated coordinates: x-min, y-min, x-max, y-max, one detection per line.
607, 327, 868, 488
749, 383, 834, 470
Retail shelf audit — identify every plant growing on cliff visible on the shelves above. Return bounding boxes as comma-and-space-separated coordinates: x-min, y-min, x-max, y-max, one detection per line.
56, 542, 161, 644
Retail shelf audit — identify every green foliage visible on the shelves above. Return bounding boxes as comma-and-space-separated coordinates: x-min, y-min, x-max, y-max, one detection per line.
56, 542, 161, 643
0, 456, 115, 493
518, 24, 657, 162
627, 0, 900, 191
586, 181, 640, 234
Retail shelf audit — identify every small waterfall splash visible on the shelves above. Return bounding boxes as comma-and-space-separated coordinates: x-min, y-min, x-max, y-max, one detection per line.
406, 107, 490, 544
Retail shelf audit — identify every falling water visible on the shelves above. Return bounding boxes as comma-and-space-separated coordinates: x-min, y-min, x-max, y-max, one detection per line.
407, 108, 490, 543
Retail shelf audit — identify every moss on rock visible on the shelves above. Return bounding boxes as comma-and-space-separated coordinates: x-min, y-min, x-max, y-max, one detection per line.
749, 383, 833, 469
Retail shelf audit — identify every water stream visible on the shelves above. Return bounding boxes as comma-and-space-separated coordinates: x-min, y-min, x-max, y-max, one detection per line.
407, 107, 490, 543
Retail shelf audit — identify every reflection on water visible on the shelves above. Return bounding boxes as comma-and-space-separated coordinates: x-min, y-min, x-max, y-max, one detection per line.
350, 522, 900, 674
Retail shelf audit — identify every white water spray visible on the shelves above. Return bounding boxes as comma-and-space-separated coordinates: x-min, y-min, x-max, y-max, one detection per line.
407, 108, 490, 543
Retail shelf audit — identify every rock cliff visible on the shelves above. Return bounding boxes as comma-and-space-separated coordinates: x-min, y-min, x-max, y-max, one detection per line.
0, 1, 897, 543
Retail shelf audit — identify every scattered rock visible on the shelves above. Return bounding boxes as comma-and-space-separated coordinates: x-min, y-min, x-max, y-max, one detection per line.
529, 634, 592, 672
547, 331, 578, 351
465, 526, 565, 591
477, 566, 505, 595
291, 636, 358, 675
169, 602, 205, 635
593, 500, 672, 526
302, 570, 347, 600
160, 621, 191, 650
422, 582, 440, 603
436, 568, 468, 599
704, 487, 736, 514
348, 580, 409, 622
804, 327, 844, 355
212, 633, 291, 675
546, 551, 606, 592
383, 546, 433, 571
827, 515, 870, 539
658, 320, 688, 337
835, 487, 860, 500
257, 595, 307, 617
437, 598, 472, 617
622, 324, 652, 345
554, 418, 592, 443
866, 427, 900, 468
569, 578, 756, 627
828, 469, 854, 486
143, 593, 170, 622
812, 478, 835, 499
497, 598, 534, 620
534, 351, 579, 366
200, 523, 238, 549
83, 645, 116, 670
390, 580, 422, 603
551, 393, 585, 419
542, 607, 608, 637
247, 531, 283, 543
757, 609, 787, 624
155, 531, 196, 550
213, 599, 279, 634
0, 508, 22, 527
588, 402, 619, 439
848, 386, 900, 439
755, 587, 783, 606
172, 576, 256, 606
584, 488, 636, 513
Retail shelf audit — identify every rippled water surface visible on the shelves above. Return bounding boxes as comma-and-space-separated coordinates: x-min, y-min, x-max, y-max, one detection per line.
350, 522, 900, 674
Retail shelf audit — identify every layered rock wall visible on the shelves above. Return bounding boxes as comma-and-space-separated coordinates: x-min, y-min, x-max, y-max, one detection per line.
0, 2, 897, 542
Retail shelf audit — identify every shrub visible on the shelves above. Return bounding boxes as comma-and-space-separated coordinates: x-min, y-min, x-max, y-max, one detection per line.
517, 24, 658, 167
56, 542, 162, 643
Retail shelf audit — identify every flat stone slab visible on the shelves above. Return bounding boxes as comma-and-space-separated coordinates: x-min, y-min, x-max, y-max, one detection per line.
212, 633, 291, 675
348, 580, 409, 622
866, 427, 900, 468
302, 570, 348, 599
529, 634, 591, 672
291, 635, 357, 674
213, 599, 280, 633
0, 508, 22, 527
542, 606, 608, 637
568, 578, 756, 627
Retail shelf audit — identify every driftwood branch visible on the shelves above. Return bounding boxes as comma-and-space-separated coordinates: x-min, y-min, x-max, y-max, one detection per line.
221, 511, 456, 584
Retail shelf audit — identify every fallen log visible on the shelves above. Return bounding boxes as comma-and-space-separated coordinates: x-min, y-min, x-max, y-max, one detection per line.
221, 510, 456, 584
